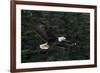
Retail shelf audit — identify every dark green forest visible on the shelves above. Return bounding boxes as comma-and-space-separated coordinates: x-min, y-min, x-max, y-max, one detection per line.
21, 10, 90, 63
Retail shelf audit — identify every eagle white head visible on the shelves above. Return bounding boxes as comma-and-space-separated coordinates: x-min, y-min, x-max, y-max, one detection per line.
58, 36, 66, 42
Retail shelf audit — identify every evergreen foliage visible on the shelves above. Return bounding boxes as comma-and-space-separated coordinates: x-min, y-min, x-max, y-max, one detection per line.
21, 10, 90, 63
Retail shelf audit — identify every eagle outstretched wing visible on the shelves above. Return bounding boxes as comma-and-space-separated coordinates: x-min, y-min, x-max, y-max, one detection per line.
28, 17, 57, 45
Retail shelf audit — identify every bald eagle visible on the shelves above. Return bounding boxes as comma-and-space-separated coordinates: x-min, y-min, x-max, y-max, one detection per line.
28, 17, 66, 49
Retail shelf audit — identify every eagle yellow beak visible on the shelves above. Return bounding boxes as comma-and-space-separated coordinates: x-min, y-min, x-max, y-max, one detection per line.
40, 42, 49, 49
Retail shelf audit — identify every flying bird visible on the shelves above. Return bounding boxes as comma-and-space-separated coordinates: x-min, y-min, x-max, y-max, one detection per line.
28, 17, 66, 49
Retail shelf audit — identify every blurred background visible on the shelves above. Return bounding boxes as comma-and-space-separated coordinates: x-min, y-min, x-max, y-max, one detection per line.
21, 10, 90, 63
